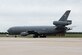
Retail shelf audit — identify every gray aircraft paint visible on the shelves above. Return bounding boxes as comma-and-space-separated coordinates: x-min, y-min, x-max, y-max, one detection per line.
7, 10, 72, 37
8, 26, 56, 35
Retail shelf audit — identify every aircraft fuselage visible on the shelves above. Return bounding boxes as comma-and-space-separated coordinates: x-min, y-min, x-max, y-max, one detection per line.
8, 26, 57, 35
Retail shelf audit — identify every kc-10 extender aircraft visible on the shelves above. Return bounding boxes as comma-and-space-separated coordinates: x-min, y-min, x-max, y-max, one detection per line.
7, 10, 72, 38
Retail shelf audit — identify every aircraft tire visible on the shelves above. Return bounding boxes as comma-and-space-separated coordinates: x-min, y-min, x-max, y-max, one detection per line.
15, 35, 17, 38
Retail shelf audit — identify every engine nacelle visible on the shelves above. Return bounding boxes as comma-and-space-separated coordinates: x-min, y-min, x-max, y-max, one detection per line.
20, 32, 28, 36
53, 20, 72, 26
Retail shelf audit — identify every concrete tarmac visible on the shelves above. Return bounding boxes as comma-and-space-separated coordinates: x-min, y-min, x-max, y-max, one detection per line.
0, 38, 82, 55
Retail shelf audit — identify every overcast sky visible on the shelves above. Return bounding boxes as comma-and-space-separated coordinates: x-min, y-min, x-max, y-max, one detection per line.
0, 0, 82, 32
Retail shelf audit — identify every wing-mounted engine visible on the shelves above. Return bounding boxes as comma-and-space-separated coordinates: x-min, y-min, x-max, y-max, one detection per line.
20, 32, 28, 36
53, 20, 72, 26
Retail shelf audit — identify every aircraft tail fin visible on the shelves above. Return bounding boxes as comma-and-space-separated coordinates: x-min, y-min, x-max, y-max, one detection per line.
59, 10, 71, 21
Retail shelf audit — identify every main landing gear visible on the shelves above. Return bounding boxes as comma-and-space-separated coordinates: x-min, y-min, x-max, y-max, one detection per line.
33, 34, 46, 38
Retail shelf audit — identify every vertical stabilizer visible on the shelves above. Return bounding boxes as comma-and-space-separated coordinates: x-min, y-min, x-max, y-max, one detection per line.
59, 10, 71, 21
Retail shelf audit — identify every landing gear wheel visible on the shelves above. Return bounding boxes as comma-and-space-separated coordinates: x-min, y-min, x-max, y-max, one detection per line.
15, 35, 17, 38
40, 35, 46, 38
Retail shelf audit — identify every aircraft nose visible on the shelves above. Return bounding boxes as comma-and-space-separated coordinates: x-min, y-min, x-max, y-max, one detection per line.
7, 28, 11, 33
7, 28, 13, 34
